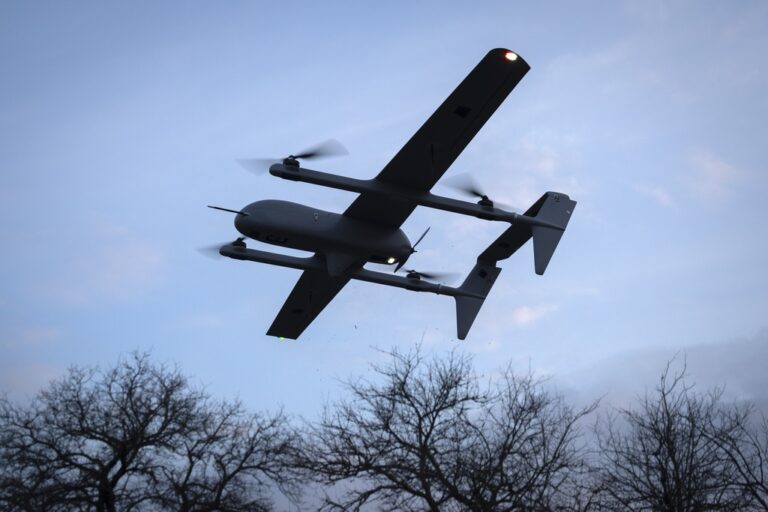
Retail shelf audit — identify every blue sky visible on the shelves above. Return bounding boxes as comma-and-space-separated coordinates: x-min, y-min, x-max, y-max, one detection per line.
2, 0, 767, 415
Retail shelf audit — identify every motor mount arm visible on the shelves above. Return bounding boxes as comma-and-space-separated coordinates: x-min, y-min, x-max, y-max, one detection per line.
269, 164, 563, 229
219, 244, 483, 300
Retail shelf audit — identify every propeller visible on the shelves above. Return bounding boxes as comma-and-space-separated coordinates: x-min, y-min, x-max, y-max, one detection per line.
197, 237, 246, 259
399, 268, 460, 284
442, 173, 519, 212
238, 139, 348, 174
394, 227, 430, 273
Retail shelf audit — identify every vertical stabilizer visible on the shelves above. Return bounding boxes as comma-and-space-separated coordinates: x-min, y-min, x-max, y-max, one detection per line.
532, 226, 564, 275
529, 192, 576, 275
455, 263, 501, 339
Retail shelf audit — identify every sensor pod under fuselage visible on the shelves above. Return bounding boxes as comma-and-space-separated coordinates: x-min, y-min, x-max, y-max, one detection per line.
234, 200, 412, 265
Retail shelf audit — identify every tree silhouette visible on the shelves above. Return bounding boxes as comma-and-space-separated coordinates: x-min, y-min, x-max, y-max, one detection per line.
0, 352, 298, 512
703, 406, 768, 510
593, 361, 750, 512
5, 348, 767, 511
300, 347, 596, 511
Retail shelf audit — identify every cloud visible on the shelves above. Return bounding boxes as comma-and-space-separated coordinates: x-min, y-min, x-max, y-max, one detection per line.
92, 239, 164, 298
565, 286, 601, 298
517, 138, 559, 179
687, 150, 740, 200
464, 301, 561, 354
175, 312, 224, 329
1, 326, 61, 350
38, 233, 166, 305
448, 128, 587, 216
0, 362, 64, 398
21, 327, 60, 344
622, 0, 671, 24
634, 183, 675, 208
561, 329, 768, 412
510, 304, 560, 327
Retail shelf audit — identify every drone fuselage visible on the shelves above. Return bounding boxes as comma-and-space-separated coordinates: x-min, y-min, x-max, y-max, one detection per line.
234, 200, 412, 265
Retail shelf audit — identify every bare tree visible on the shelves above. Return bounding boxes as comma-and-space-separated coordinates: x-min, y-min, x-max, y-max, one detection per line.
153, 402, 301, 512
593, 361, 751, 512
0, 352, 299, 512
465, 371, 598, 512
704, 407, 768, 510
301, 347, 595, 511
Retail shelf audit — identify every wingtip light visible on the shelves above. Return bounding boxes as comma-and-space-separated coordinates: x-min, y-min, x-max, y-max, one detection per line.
504, 51, 518, 62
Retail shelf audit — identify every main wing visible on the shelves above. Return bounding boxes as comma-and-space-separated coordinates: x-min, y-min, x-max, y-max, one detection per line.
343, 48, 530, 229
267, 49, 528, 339
267, 267, 352, 339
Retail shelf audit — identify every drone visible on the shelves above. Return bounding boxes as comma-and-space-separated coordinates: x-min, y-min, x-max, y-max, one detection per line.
205, 48, 576, 340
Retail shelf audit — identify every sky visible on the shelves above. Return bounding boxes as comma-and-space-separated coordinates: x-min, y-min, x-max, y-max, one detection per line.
1, 0, 767, 417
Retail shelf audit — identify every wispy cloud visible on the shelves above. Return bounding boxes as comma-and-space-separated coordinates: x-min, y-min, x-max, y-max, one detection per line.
634, 183, 675, 208
561, 329, 768, 412
622, 0, 670, 24
0, 362, 64, 397
1, 326, 62, 350
38, 231, 166, 305
687, 150, 740, 200
510, 132, 589, 204
565, 286, 601, 298
92, 239, 164, 298
176, 312, 224, 329
509, 304, 560, 328
518, 138, 559, 179
465, 301, 561, 354
448, 128, 587, 216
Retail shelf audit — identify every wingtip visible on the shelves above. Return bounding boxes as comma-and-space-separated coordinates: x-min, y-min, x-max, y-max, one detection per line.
488, 48, 529, 69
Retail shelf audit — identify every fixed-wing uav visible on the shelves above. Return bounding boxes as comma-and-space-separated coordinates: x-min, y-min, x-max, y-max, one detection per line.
206, 48, 576, 340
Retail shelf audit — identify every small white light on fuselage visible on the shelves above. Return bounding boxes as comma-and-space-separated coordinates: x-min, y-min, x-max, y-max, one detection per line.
387, 257, 397, 264
504, 51, 518, 61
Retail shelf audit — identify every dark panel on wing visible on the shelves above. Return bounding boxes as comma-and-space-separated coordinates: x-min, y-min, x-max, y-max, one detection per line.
344, 48, 530, 228
266, 269, 350, 339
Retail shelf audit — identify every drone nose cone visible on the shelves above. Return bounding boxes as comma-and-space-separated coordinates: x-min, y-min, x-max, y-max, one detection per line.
234, 207, 252, 234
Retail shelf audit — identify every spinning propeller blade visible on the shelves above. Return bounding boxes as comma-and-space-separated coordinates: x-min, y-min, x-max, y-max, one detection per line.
291, 139, 348, 160
237, 158, 279, 174
442, 173, 520, 212
443, 172, 486, 198
398, 268, 460, 284
238, 139, 348, 174
196, 237, 246, 259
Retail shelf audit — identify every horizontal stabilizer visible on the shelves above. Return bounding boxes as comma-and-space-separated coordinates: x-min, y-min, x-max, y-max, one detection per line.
455, 262, 501, 339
